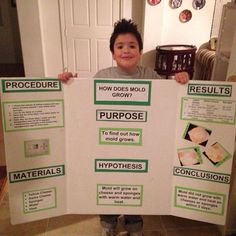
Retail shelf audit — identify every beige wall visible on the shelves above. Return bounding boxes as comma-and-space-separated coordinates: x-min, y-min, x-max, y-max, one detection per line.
16, 0, 64, 77
16, 0, 45, 77
141, 1, 216, 69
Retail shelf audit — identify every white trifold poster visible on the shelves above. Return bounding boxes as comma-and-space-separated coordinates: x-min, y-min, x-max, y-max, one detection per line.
1, 78, 235, 225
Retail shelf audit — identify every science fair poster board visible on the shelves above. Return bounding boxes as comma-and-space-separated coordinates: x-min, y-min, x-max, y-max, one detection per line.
0, 78, 235, 225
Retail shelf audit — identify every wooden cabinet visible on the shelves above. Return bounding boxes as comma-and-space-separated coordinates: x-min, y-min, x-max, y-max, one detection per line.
211, 2, 236, 81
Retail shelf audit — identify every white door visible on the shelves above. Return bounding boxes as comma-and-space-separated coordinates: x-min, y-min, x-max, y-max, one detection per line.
61, 0, 131, 77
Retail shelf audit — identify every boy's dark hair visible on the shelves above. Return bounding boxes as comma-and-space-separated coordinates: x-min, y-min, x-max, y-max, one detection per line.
109, 19, 143, 53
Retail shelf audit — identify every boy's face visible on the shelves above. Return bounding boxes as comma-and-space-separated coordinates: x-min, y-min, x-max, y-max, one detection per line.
112, 33, 142, 73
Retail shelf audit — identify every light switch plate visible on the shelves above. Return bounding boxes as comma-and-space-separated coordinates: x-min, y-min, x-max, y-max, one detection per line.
24, 139, 50, 157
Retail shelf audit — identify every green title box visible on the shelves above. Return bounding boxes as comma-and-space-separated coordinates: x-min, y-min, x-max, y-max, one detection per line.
94, 80, 151, 106
174, 186, 226, 215
96, 109, 148, 122
2, 79, 61, 93
187, 83, 232, 97
95, 159, 148, 172
9, 164, 65, 183
173, 166, 230, 184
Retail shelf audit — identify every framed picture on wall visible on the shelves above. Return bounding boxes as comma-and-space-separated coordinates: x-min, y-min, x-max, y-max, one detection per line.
147, 0, 161, 6
169, 0, 182, 9
192, 0, 206, 10
179, 9, 192, 23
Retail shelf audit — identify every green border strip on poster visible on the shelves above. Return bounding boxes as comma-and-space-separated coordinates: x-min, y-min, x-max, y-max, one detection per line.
23, 187, 57, 214
2, 79, 61, 93
9, 164, 65, 183
177, 146, 203, 164
182, 122, 212, 141
96, 184, 143, 206
187, 83, 232, 97
99, 127, 142, 146
95, 159, 148, 172
2, 99, 64, 132
94, 80, 151, 105
174, 186, 226, 215
180, 97, 236, 124
24, 139, 50, 158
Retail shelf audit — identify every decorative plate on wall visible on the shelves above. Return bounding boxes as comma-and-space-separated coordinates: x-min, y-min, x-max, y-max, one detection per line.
192, 0, 206, 10
147, 0, 161, 6
169, 0, 182, 9
179, 9, 192, 23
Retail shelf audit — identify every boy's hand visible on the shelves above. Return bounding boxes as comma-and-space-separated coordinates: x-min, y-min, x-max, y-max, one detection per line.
58, 72, 77, 83
174, 72, 189, 84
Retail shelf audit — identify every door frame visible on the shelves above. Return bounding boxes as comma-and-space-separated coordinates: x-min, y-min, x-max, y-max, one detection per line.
58, 0, 132, 73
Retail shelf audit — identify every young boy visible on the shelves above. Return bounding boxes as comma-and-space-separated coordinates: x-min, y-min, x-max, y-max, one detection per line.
59, 19, 189, 236
59, 19, 188, 84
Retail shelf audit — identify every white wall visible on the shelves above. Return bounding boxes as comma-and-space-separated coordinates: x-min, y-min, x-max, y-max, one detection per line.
161, 1, 215, 48
142, 2, 164, 68
142, 0, 215, 68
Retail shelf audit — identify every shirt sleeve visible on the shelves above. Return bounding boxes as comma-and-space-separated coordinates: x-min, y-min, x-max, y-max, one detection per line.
152, 71, 162, 79
93, 71, 101, 78
93, 68, 111, 78
143, 67, 162, 79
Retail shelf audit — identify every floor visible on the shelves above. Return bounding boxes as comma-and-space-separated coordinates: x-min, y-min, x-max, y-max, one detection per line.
0, 187, 222, 236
